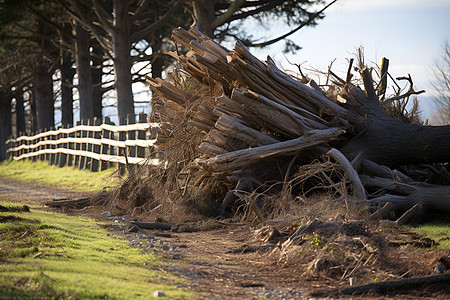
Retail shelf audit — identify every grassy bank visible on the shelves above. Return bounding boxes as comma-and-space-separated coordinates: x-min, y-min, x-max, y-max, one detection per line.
0, 159, 121, 192
0, 202, 192, 299
413, 216, 450, 250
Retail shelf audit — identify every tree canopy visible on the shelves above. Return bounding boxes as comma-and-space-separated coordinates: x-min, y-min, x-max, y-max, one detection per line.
0, 0, 337, 160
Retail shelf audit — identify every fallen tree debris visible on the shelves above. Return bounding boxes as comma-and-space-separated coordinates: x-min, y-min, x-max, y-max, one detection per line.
315, 273, 450, 296
143, 25, 450, 223
130, 221, 172, 231
44, 198, 91, 209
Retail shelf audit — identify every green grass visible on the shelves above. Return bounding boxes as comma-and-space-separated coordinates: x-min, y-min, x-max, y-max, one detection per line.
0, 159, 121, 192
0, 202, 193, 299
413, 216, 450, 250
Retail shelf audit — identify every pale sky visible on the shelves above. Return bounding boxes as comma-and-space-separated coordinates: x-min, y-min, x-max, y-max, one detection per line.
251, 0, 450, 120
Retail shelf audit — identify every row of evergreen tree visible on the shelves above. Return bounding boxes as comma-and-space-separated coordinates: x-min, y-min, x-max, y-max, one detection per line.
0, 0, 333, 160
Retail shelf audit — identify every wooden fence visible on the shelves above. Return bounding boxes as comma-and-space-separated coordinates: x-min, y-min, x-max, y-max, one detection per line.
5, 116, 162, 172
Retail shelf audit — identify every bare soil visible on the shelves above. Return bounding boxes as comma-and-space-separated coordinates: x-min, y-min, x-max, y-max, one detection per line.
1, 177, 449, 299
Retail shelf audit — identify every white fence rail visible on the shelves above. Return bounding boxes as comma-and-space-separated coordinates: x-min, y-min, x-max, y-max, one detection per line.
6, 117, 162, 172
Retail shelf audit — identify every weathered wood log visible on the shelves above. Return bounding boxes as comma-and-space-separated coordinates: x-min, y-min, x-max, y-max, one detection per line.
130, 221, 172, 231
45, 198, 91, 209
195, 128, 344, 172
145, 76, 191, 107
327, 148, 366, 202
339, 273, 450, 295
214, 114, 279, 147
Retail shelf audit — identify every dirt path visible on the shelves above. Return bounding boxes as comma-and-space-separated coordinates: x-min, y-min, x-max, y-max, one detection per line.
0, 177, 94, 205
1, 177, 449, 299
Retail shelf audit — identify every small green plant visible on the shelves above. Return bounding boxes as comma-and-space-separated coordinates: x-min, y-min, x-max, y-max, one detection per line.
310, 235, 325, 247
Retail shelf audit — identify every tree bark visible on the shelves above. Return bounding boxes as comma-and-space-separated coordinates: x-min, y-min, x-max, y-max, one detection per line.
61, 51, 75, 127
33, 62, 54, 130
75, 23, 94, 121
192, 0, 216, 37
151, 44, 164, 80
91, 40, 104, 119
113, 0, 134, 122
340, 79, 450, 166
29, 89, 37, 133
0, 92, 12, 161
14, 88, 26, 134
342, 117, 450, 166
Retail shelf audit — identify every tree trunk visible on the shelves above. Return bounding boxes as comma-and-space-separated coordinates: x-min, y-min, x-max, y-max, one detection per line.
0, 92, 12, 161
29, 89, 37, 133
151, 44, 164, 79
61, 51, 74, 127
342, 117, 450, 166
113, 0, 134, 122
91, 40, 103, 119
192, 0, 216, 37
15, 88, 26, 134
340, 81, 450, 166
33, 62, 54, 130
75, 23, 94, 121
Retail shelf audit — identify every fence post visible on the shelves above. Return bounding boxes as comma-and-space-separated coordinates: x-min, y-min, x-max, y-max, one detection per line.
118, 117, 127, 175
74, 121, 81, 168
54, 127, 60, 166
58, 124, 68, 167
25, 132, 30, 161
90, 118, 101, 172
49, 127, 57, 166
137, 113, 147, 161
32, 130, 38, 162
100, 117, 112, 171
39, 129, 45, 162
78, 119, 88, 170
45, 128, 51, 164
84, 118, 93, 170
67, 123, 74, 167
127, 114, 136, 173
11, 135, 17, 160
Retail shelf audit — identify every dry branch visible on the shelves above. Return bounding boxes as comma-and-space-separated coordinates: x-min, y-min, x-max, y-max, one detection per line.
195, 128, 344, 173
339, 273, 450, 295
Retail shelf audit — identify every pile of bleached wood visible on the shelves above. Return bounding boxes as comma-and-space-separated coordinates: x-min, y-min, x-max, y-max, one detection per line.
147, 27, 349, 178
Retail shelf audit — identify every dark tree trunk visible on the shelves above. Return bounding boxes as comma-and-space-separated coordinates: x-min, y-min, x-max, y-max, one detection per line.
75, 23, 94, 121
29, 89, 37, 133
341, 116, 450, 166
33, 62, 54, 130
151, 42, 165, 79
113, 0, 134, 122
192, 0, 216, 36
340, 83, 450, 166
91, 40, 103, 119
61, 51, 75, 127
15, 88, 26, 134
0, 93, 12, 161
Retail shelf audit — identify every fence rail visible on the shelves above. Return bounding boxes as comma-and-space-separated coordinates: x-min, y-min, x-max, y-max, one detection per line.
5, 117, 162, 172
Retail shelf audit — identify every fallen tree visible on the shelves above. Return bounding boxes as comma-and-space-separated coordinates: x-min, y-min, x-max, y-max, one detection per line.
145, 26, 450, 223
